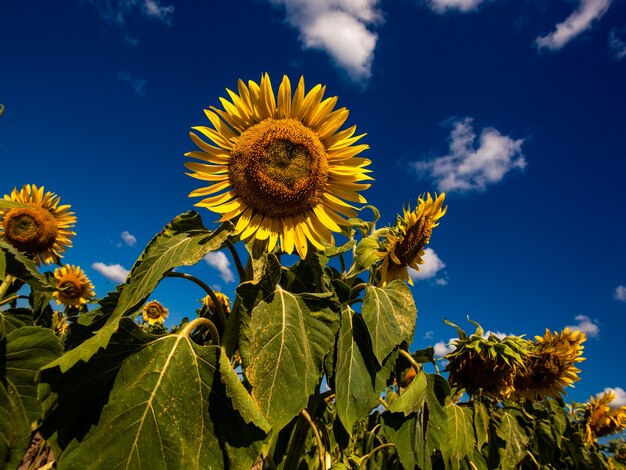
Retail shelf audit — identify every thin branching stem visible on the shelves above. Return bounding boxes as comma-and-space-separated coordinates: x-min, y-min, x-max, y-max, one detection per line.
0, 274, 15, 301
339, 253, 347, 276
226, 240, 246, 283
399, 349, 422, 373
178, 317, 220, 345
0, 294, 22, 307
165, 271, 227, 329
360, 443, 396, 469
377, 397, 389, 409
300, 409, 325, 470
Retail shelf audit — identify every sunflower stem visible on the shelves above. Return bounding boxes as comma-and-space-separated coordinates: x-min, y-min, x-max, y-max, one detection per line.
0, 275, 15, 301
165, 271, 227, 330
399, 349, 422, 373
339, 253, 347, 276
300, 408, 326, 470
178, 317, 220, 345
359, 443, 395, 469
226, 240, 247, 283
0, 294, 20, 307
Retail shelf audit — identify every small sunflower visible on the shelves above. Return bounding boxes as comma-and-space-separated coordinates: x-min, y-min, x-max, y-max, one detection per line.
141, 300, 169, 325
377, 193, 446, 286
201, 291, 231, 315
51, 311, 70, 336
185, 74, 372, 259
444, 320, 532, 400
513, 328, 586, 400
583, 391, 626, 445
53, 265, 95, 308
0, 184, 76, 265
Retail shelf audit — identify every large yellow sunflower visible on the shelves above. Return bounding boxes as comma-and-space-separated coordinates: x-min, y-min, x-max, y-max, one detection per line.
53, 265, 95, 308
201, 291, 231, 315
378, 193, 446, 286
0, 184, 76, 265
583, 391, 626, 445
185, 74, 372, 259
141, 300, 169, 325
512, 328, 586, 400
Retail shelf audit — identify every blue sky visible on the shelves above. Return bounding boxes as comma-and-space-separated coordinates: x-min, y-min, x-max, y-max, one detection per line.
1, 0, 625, 405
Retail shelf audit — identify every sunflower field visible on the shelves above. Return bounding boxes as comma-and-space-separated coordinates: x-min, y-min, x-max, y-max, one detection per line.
1, 76, 625, 469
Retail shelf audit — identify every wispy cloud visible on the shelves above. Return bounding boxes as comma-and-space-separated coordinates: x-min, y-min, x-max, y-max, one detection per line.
536, 0, 612, 51
414, 118, 525, 192
408, 248, 446, 281
565, 314, 600, 338
434, 339, 456, 357
614, 285, 626, 302
267, 0, 382, 81
204, 252, 235, 283
423, 330, 434, 340
121, 230, 137, 247
602, 387, 626, 407
92, 262, 130, 283
609, 30, 626, 59
427, 0, 487, 13
116, 72, 147, 97
86, 0, 174, 27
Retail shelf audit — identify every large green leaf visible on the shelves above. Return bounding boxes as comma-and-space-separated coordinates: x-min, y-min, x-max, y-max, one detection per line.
0, 324, 61, 468
495, 411, 529, 469
0, 240, 52, 291
473, 400, 490, 449
389, 368, 427, 416
362, 281, 416, 365
244, 286, 339, 431
43, 212, 233, 373
58, 329, 269, 469
335, 306, 396, 433
381, 411, 432, 470
440, 403, 476, 470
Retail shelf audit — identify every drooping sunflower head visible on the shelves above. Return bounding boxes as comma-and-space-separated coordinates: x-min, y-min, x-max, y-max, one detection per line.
185, 74, 372, 259
53, 265, 95, 308
512, 328, 586, 400
444, 320, 532, 400
583, 391, 626, 445
0, 184, 76, 265
377, 193, 446, 286
201, 291, 231, 315
141, 300, 169, 325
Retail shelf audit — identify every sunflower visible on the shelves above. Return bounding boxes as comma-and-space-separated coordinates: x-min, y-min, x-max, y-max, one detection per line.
185, 74, 372, 259
201, 291, 231, 315
583, 391, 626, 445
51, 311, 70, 336
53, 265, 95, 308
377, 193, 446, 286
512, 328, 586, 400
141, 300, 169, 325
0, 184, 76, 265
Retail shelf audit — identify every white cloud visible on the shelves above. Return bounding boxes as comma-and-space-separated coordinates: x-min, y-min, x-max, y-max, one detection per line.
408, 248, 446, 281
204, 252, 235, 283
414, 118, 525, 192
268, 0, 381, 80
434, 339, 456, 357
565, 314, 600, 338
121, 230, 137, 247
614, 285, 626, 302
536, 0, 612, 50
92, 262, 130, 283
609, 31, 626, 59
435, 278, 448, 286
116, 72, 147, 97
423, 330, 434, 339
602, 387, 626, 407
87, 0, 174, 26
428, 0, 486, 13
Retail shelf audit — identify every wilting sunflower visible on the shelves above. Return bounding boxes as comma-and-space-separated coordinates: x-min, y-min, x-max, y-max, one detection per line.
444, 320, 532, 400
0, 184, 76, 265
201, 291, 231, 315
583, 391, 626, 445
142, 300, 169, 325
377, 193, 446, 286
185, 74, 372, 259
53, 265, 95, 308
512, 328, 586, 400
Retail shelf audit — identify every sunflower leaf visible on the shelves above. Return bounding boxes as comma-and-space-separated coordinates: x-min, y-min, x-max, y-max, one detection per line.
354, 235, 380, 271
55, 331, 268, 469
389, 368, 427, 416
495, 411, 529, 469
440, 403, 476, 469
362, 281, 416, 365
0, 324, 61, 468
244, 286, 339, 431
42, 212, 234, 374
0, 240, 53, 291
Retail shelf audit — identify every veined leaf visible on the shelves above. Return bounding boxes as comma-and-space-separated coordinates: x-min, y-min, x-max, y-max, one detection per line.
0, 325, 61, 468
245, 286, 339, 431
381, 411, 432, 470
474, 400, 490, 449
362, 281, 416, 365
440, 403, 475, 470
42, 212, 233, 373
389, 368, 427, 417
496, 411, 529, 469
0, 240, 52, 291
353, 236, 380, 271
58, 330, 268, 469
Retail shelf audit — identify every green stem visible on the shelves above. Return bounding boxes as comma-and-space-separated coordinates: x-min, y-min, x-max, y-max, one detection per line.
226, 240, 247, 283
399, 349, 422, 373
300, 409, 325, 470
165, 271, 227, 330
178, 317, 220, 345
284, 412, 314, 470
360, 443, 396, 469
377, 397, 389, 409
0, 275, 15, 301
0, 294, 20, 307
339, 253, 347, 276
